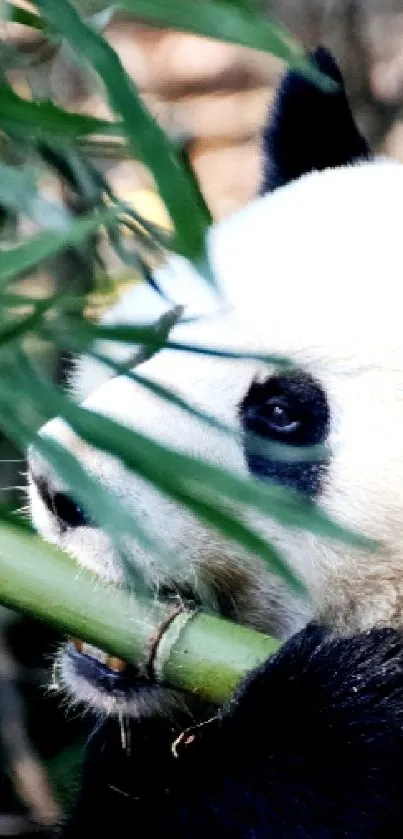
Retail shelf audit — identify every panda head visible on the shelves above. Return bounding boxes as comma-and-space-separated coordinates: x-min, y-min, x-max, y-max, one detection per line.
27, 48, 403, 720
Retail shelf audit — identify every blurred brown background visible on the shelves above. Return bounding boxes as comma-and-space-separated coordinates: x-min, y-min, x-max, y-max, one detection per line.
2, 0, 403, 834
45, 0, 403, 216
8, 0, 403, 224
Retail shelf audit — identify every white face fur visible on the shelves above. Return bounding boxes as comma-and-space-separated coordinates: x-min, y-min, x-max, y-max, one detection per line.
27, 53, 403, 719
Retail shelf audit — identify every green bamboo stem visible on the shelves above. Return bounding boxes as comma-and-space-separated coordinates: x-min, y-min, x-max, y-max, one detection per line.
0, 523, 280, 704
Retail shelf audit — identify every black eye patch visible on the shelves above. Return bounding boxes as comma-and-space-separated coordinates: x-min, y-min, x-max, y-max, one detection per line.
32, 474, 90, 530
238, 371, 330, 498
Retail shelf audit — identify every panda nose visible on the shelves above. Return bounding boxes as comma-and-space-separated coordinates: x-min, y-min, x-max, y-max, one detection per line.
31, 473, 90, 530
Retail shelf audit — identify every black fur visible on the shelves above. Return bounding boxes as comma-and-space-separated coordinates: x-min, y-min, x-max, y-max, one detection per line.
32, 475, 90, 531
239, 371, 330, 497
261, 47, 371, 193
63, 624, 403, 838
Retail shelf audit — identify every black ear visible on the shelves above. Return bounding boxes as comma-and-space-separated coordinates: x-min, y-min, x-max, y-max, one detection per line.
261, 47, 371, 193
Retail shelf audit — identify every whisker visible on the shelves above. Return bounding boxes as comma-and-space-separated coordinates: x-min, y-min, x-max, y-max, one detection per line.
13, 506, 30, 517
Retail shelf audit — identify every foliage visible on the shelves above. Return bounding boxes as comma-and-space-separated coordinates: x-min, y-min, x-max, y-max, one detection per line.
0, 1, 375, 827
0, 0, 367, 603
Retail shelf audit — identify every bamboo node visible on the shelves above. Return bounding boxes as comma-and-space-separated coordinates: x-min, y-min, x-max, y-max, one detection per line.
146, 605, 198, 681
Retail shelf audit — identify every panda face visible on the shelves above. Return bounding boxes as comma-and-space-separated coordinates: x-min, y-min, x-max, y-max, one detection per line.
27, 49, 403, 720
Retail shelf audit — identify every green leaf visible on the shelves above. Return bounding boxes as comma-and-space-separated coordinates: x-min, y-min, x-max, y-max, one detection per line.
44, 315, 315, 465
117, 0, 303, 62
2, 2, 45, 30
0, 81, 122, 140
1, 353, 300, 588
47, 318, 292, 366
63, 404, 374, 552
0, 208, 116, 285
89, 349, 328, 464
168, 480, 298, 590
0, 387, 176, 592
0, 297, 56, 347
22, 319, 367, 559
14, 359, 376, 593
34, 0, 213, 263
116, 0, 337, 92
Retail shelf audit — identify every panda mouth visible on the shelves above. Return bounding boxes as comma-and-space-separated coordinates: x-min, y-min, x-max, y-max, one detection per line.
58, 584, 205, 713
66, 638, 150, 695
63, 581, 202, 700
70, 639, 127, 672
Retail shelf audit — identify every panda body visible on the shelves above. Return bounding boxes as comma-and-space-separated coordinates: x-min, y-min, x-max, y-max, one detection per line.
27, 48, 403, 836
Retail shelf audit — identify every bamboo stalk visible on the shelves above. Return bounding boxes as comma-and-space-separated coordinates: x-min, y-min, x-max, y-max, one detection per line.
0, 523, 280, 704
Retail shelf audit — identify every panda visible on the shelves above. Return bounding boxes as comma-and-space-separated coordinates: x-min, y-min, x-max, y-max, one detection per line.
27, 47, 403, 836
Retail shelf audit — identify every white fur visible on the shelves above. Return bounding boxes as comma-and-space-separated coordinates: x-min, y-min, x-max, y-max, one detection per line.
28, 158, 403, 715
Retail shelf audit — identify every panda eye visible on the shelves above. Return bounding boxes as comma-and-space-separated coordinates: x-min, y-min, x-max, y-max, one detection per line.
256, 396, 301, 436
32, 476, 89, 529
52, 493, 89, 528
239, 371, 329, 447
238, 371, 330, 497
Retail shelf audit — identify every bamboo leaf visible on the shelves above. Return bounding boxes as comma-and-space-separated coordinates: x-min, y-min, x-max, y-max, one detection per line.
0, 369, 183, 590
34, 0, 213, 263
0, 297, 56, 347
0, 81, 122, 140
0, 208, 116, 285
89, 348, 327, 464
170, 481, 299, 590
2, 2, 45, 30
117, 0, 302, 63
0, 413, 159, 594
47, 318, 293, 366
12, 359, 374, 594
45, 404, 302, 591
0, 353, 300, 588
116, 0, 338, 92
61, 403, 374, 551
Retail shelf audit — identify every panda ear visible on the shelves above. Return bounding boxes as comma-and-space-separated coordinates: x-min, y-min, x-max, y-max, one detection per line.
261, 47, 371, 193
